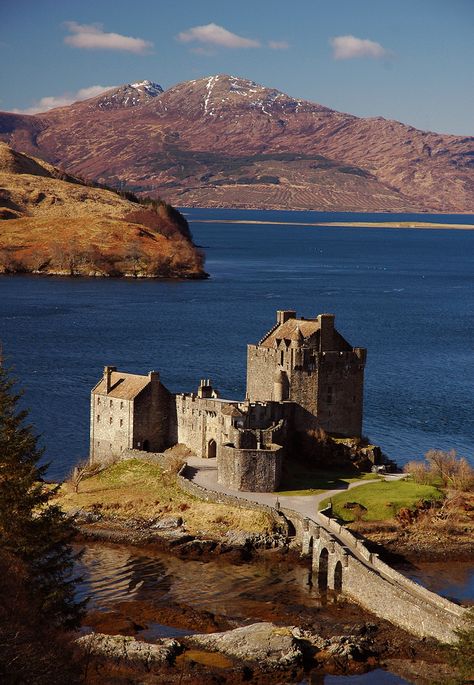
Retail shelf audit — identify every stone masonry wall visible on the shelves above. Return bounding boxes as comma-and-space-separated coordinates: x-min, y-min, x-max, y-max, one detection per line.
246, 345, 278, 401
177, 464, 288, 534
90, 395, 134, 464
133, 382, 172, 452
218, 445, 283, 492
172, 395, 239, 458
315, 351, 365, 437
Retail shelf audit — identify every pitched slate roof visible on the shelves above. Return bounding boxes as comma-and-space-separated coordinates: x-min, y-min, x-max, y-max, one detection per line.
220, 403, 244, 417
259, 318, 320, 348
93, 372, 150, 400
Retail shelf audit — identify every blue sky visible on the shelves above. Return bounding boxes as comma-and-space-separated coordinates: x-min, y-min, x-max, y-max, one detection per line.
1, 0, 473, 135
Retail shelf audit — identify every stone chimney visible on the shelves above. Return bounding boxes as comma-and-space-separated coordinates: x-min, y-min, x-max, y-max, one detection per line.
149, 370, 160, 383
318, 314, 335, 351
277, 310, 296, 325
198, 378, 213, 399
104, 366, 117, 393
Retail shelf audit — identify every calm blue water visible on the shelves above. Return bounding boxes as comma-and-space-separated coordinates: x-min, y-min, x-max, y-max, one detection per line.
0, 209, 473, 480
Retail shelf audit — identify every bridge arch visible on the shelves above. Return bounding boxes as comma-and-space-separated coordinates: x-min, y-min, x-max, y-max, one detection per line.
317, 547, 329, 590
334, 560, 343, 594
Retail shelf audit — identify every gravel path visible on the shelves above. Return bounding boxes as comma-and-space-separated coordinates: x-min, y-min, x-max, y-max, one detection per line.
184, 457, 405, 520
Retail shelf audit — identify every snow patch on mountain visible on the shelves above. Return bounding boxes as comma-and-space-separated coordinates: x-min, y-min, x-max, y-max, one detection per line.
96, 80, 163, 109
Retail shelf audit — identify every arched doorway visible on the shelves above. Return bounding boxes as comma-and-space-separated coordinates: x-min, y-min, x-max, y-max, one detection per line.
318, 548, 329, 590
142, 439, 150, 452
207, 439, 217, 458
334, 560, 343, 594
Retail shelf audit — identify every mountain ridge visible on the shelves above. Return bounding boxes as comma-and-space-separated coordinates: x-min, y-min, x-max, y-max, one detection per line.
1, 74, 472, 213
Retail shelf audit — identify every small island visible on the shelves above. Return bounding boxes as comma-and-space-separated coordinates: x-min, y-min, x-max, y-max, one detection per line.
0, 143, 207, 279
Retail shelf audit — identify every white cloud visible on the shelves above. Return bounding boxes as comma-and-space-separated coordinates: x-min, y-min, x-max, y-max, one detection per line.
330, 35, 389, 60
12, 85, 114, 114
268, 40, 289, 50
177, 23, 260, 49
64, 21, 153, 54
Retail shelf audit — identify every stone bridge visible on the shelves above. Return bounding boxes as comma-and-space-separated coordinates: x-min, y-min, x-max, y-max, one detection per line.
280, 506, 467, 644
119, 450, 468, 644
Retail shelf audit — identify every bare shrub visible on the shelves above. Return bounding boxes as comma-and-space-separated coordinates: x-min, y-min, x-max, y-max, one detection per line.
425, 448, 459, 486
449, 457, 474, 492
404, 460, 431, 484
405, 450, 474, 492
68, 460, 102, 494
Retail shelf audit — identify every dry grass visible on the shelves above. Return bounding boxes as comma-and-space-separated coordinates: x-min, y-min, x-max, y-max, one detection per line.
53, 459, 274, 537
0, 144, 205, 278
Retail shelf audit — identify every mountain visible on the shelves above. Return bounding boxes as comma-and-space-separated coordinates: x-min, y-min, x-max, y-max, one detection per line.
1, 74, 473, 213
94, 80, 164, 110
0, 143, 206, 278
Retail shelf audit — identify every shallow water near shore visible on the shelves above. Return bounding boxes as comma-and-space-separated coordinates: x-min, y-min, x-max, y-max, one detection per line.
76, 542, 473, 619
403, 560, 474, 603
75, 541, 461, 683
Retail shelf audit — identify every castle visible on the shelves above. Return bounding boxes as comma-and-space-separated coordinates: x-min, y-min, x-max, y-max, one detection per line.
90, 311, 366, 491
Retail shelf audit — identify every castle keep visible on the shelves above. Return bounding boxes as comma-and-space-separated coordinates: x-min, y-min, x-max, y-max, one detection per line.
90, 311, 366, 491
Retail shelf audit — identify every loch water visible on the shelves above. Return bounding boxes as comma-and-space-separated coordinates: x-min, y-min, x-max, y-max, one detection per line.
0, 209, 473, 480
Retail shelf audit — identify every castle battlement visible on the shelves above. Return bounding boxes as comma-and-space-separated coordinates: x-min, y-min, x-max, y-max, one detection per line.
90, 310, 366, 491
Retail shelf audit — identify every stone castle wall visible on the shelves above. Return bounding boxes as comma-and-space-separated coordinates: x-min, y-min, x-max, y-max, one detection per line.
171, 394, 241, 458
246, 345, 278, 401
90, 394, 134, 464
218, 444, 284, 492
314, 350, 365, 437
177, 464, 288, 534
133, 381, 172, 453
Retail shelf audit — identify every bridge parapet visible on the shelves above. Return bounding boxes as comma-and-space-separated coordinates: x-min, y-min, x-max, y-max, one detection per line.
280, 505, 468, 643
177, 470, 468, 644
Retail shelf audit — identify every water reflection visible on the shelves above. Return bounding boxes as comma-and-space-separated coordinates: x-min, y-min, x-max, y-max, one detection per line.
75, 543, 324, 616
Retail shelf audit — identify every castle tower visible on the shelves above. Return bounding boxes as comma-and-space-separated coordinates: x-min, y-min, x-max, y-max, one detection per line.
246, 311, 366, 437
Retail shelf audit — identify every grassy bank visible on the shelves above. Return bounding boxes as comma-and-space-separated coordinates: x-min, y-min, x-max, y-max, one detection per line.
319, 478, 444, 522
53, 459, 274, 537
278, 463, 379, 496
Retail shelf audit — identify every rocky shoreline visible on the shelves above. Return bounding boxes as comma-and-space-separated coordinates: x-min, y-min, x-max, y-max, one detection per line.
73, 515, 470, 681
74, 509, 474, 565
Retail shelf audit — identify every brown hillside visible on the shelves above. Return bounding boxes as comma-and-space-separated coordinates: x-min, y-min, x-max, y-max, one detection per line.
0, 75, 473, 212
0, 143, 206, 278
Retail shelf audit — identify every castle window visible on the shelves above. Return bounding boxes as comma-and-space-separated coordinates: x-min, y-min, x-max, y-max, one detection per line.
109, 400, 113, 408
97, 415, 100, 422
109, 417, 113, 425
97, 397, 101, 405
280, 351, 284, 366
120, 401, 124, 409
120, 419, 123, 427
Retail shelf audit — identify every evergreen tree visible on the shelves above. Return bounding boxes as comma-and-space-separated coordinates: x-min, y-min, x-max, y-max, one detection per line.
0, 364, 83, 630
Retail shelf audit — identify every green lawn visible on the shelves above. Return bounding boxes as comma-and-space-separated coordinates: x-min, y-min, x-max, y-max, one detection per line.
277, 464, 379, 496
318, 478, 444, 522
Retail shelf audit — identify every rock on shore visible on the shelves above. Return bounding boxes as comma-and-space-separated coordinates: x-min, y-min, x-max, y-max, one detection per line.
187, 622, 303, 670
77, 633, 181, 666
